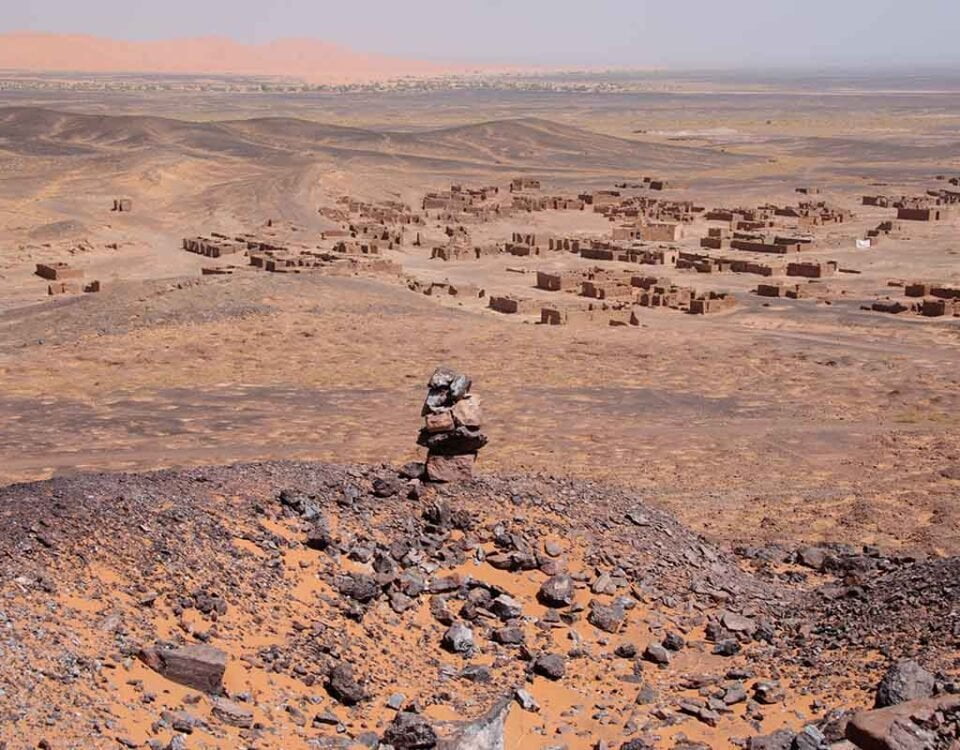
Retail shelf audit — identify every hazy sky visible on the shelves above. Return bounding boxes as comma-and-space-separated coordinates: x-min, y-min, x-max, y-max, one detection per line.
4, 0, 958, 68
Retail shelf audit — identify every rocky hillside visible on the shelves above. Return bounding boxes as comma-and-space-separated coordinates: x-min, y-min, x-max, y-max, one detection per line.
0, 461, 956, 749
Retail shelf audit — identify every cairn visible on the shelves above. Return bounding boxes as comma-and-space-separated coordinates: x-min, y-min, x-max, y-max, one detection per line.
418, 367, 487, 482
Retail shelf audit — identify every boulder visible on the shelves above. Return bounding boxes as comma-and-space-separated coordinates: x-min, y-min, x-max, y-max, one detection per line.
383, 712, 438, 749
326, 663, 366, 705
442, 623, 475, 654
587, 601, 626, 633
338, 573, 381, 604
846, 695, 960, 750
452, 396, 483, 429
746, 730, 795, 750
211, 698, 253, 729
532, 653, 565, 681
642, 643, 670, 666
439, 696, 511, 750
426, 453, 477, 483
875, 660, 935, 708
537, 574, 574, 608
488, 595, 523, 620
138, 644, 227, 693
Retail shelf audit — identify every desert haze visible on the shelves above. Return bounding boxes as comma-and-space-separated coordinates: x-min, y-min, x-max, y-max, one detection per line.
0, 32, 443, 82
0, 11, 958, 750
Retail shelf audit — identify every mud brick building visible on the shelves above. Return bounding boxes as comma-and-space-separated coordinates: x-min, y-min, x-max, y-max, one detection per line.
510, 177, 541, 192
898, 206, 949, 221
547, 237, 581, 253
689, 291, 736, 314
183, 237, 247, 258
488, 295, 538, 315
36, 262, 83, 281
112, 198, 132, 212
862, 195, 896, 208
920, 298, 960, 317
536, 270, 583, 292
333, 240, 382, 256
540, 307, 568, 325
581, 278, 633, 300
47, 281, 79, 295
637, 222, 683, 242
787, 261, 838, 278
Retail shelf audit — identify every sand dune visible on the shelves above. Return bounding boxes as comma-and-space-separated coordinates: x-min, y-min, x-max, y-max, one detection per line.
0, 32, 442, 83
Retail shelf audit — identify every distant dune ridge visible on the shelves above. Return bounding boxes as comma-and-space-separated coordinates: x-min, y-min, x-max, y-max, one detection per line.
0, 32, 446, 82
0, 106, 757, 171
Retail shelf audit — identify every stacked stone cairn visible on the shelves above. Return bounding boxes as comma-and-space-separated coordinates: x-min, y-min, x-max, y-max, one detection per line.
417, 367, 487, 482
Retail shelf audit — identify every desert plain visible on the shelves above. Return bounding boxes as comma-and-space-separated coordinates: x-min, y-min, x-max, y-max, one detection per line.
0, 67, 958, 750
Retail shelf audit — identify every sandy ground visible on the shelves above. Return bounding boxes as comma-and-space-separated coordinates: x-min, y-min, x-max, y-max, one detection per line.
0, 70, 959, 750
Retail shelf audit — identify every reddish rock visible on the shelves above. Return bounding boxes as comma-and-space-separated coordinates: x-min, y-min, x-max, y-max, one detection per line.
451, 395, 483, 428
138, 643, 227, 693
425, 453, 476, 483
425, 411, 455, 433
846, 695, 960, 750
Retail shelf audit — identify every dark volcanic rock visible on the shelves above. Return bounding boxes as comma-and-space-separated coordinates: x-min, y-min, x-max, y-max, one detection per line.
532, 653, 566, 680
537, 574, 574, 608
620, 740, 656, 750
211, 697, 253, 729
326, 663, 366, 705
588, 601, 626, 633
441, 623, 475, 654
875, 659, 936, 708
382, 711, 437, 749
338, 573, 381, 604
745, 729, 795, 750
139, 644, 227, 693
642, 643, 670, 666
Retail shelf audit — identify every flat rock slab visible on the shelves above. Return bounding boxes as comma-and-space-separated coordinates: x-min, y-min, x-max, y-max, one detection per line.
846, 695, 960, 750
140, 643, 227, 693
426, 452, 476, 482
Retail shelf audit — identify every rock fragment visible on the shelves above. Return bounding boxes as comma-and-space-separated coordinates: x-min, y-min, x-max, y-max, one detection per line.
382, 711, 438, 749
138, 644, 227, 693
326, 663, 366, 705
538, 574, 574, 608
874, 659, 935, 708
532, 653, 566, 680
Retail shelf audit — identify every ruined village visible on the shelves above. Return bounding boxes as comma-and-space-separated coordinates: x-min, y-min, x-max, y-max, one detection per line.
0, 59, 959, 750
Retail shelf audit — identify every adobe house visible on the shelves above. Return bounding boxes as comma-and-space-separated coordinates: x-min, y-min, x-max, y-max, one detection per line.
731, 238, 802, 254
510, 177, 541, 192
448, 282, 483, 298
540, 307, 567, 325
489, 295, 537, 315
931, 285, 960, 300
920, 299, 958, 317
536, 270, 581, 292
112, 198, 133, 212
36, 262, 83, 281
786, 261, 838, 278
757, 283, 789, 298
47, 281, 79, 295
897, 206, 946, 221
730, 259, 779, 276
637, 222, 683, 242
581, 280, 632, 300
689, 292, 736, 314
